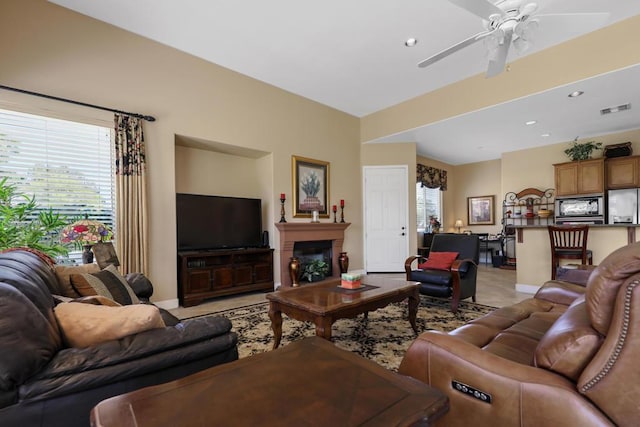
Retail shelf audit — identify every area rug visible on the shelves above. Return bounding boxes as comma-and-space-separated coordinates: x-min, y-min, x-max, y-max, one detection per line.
188, 296, 496, 371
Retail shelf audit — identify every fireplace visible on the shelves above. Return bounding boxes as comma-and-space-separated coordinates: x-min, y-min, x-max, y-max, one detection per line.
293, 240, 333, 282
275, 222, 350, 288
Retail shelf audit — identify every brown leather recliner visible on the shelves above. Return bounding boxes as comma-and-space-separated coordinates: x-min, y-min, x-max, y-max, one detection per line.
399, 241, 640, 427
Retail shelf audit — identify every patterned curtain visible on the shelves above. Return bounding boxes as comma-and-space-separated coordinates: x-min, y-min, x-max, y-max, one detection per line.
417, 164, 447, 190
114, 114, 148, 274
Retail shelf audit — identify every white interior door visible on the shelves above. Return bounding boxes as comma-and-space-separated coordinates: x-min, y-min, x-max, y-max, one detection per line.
363, 166, 409, 272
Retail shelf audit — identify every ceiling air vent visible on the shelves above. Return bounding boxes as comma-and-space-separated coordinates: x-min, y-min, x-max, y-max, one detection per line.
600, 103, 631, 115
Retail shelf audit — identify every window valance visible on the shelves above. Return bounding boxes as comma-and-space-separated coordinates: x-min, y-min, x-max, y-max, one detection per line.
417, 164, 447, 190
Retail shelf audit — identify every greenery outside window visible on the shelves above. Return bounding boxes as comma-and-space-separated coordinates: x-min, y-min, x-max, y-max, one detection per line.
0, 108, 115, 262
416, 183, 442, 232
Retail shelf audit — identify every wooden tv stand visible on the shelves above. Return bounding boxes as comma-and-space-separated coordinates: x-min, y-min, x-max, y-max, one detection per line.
178, 248, 274, 307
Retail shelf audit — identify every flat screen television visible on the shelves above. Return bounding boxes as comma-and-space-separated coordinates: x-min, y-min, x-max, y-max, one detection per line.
176, 193, 263, 251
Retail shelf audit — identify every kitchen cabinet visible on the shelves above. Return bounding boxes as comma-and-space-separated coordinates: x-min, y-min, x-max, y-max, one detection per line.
606, 156, 639, 189
554, 158, 604, 196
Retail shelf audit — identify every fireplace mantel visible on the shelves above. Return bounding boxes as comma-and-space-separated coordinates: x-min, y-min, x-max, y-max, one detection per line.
275, 222, 351, 287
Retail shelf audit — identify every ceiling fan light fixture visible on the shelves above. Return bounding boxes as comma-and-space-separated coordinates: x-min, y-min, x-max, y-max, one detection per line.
513, 37, 531, 54
514, 19, 538, 40
405, 38, 418, 47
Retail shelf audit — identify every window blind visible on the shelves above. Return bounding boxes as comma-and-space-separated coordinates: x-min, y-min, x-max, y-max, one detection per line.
0, 108, 115, 243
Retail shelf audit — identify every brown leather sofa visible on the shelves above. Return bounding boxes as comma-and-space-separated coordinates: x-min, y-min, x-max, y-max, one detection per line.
399, 241, 640, 426
0, 249, 238, 427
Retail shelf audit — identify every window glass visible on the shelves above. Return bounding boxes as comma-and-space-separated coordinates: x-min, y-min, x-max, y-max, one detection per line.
416, 183, 442, 231
0, 108, 115, 260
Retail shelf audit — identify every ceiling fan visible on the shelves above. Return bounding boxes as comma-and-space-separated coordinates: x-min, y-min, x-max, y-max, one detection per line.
418, 0, 608, 77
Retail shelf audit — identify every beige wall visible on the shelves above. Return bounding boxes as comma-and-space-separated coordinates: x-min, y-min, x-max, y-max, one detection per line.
0, 0, 361, 304
453, 159, 502, 235
3, 1, 640, 304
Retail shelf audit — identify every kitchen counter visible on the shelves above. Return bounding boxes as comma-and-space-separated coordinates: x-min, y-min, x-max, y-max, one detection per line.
510, 224, 639, 293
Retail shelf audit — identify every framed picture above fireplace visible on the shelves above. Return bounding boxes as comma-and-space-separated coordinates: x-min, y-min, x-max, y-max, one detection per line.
292, 155, 330, 218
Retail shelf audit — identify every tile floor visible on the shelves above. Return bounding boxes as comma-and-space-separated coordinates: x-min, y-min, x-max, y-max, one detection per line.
169, 265, 531, 319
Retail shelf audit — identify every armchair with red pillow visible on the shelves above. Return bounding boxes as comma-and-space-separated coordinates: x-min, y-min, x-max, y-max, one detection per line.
405, 233, 480, 312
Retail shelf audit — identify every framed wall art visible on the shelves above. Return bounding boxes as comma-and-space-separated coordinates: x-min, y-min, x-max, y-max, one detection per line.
467, 195, 495, 225
292, 155, 330, 218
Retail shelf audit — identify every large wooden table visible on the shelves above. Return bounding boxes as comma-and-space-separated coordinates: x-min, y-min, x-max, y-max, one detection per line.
90, 337, 449, 427
266, 275, 420, 349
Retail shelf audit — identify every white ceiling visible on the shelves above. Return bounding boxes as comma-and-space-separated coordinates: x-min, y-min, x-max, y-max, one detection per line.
50, 0, 640, 165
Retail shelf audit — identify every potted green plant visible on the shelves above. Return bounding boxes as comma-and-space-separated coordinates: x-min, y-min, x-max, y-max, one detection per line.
564, 141, 603, 161
0, 177, 69, 257
302, 259, 329, 282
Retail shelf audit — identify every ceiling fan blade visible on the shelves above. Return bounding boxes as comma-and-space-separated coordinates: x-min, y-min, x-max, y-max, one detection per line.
448, 0, 504, 20
486, 29, 513, 77
418, 30, 495, 68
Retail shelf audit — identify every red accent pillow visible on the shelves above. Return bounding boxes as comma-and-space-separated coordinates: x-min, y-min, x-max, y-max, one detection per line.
418, 251, 459, 271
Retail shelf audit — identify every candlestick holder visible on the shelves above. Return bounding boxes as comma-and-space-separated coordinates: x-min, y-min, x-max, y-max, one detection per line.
340, 206, 345, 223
333, 209, 337, 223
279, 197, 287, 223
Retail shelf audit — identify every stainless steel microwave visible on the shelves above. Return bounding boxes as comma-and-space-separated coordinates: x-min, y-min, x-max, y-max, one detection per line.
555, 195, 604, 220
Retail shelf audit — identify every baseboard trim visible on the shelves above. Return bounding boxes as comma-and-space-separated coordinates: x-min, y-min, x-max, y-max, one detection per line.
154, 299, 179, 310
516, 283, 540, 294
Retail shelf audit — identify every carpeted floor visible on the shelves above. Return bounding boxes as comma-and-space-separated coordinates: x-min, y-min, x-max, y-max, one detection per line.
188, 296, 496, 371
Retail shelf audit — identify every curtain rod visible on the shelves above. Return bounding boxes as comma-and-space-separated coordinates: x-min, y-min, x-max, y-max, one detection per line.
0, 84, 156, 122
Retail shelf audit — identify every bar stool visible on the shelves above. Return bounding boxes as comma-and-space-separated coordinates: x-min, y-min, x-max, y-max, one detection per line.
547, 225, 593, 280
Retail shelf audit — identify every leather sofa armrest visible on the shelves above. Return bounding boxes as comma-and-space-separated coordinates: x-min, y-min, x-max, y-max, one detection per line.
125, 272, 154, 301
451, 257, 477, 275
404, 255, 426, 278
534, 280, 587, 306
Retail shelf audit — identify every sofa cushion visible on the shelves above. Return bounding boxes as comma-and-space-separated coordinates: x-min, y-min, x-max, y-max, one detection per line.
418, 251, 459, 270
70, 265, 140, 305
54, 264, 100, 298
535, 296, 603, 381
410, 269, 452, 286
54, 301, 165, 348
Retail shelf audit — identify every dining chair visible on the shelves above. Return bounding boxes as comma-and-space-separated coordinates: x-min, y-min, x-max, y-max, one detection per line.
547, 225, 593, 280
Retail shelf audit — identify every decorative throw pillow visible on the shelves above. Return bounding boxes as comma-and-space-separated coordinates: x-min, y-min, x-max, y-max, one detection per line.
419, 251, 459, 271
54, 301, 165, 348
70, 264, 140, 305
55, 263, 101, 298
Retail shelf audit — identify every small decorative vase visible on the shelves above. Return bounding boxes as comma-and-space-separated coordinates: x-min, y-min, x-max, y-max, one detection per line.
289, 256, 301, 287
338, 252, 349, 274
82, 245, 94, 264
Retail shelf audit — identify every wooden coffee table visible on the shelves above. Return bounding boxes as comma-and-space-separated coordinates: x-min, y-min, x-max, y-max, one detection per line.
266, 275, 420, 349
90, 337, 449, 427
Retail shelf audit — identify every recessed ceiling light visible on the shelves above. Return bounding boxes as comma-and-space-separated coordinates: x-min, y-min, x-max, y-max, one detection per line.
541, 133, 551, 137
525, 120, 537, 125
405, 38, 418, 47
568, 91, 584, 98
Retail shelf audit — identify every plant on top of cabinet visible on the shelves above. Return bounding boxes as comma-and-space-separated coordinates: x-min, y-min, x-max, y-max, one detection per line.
564, 140, 603, 161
